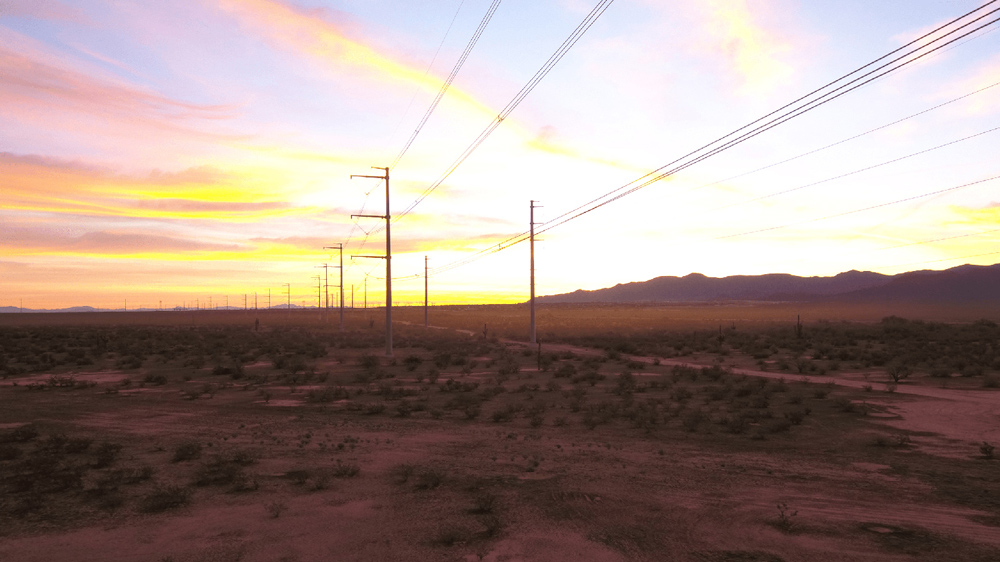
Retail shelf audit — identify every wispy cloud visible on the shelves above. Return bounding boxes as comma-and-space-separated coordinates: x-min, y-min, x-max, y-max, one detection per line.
214, 0, 494, 117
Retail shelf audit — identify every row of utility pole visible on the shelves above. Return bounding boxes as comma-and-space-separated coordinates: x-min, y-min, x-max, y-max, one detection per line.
343, 165, 539, 357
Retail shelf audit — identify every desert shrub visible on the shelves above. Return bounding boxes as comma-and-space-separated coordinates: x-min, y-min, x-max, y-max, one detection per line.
92, 442, 122, 468
403, 355, 423, 371
364, 402, 386, 415
359, 354, 379, 371
391, 463, 416, 484
286, 469, 311, 486
139, 485, 190, 513
332, 460, 360, 478
415, 468, 444, 490
981, 442, 995, 459
0, 424, 39, 443
172, 441, 202, 463
681, 410, 705, 432
432, 526, 469, 547
471, 493, 497, 514
765, 418, 793, 433
833, 397, 856, 413
784, 409, 809, 425
265, 500, 287, 519
554, 363, 577, 378
306, 386, 349, 403
0, 444, 22, 461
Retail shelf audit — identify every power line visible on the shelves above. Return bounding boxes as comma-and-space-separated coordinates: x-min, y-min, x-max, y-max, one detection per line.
386, 0, 616, 227
693, 79, 1000, 195
344, 0, 503, 274
715, 174, 1000, 240
532, 6, 1000, 238
714, 124, 1000, 211
425, 3, 1000, 277
877, 227, 1000, 252
390, 0, 503, 171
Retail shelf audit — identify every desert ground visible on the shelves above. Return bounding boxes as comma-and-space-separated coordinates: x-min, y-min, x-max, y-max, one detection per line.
1, 304, 999, 561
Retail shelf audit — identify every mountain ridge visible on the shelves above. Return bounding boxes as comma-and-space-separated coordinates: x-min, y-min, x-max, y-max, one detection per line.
536, 263, 1000, 304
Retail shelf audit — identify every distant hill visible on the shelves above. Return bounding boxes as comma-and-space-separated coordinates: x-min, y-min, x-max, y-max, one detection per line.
537, 263, 1000, 304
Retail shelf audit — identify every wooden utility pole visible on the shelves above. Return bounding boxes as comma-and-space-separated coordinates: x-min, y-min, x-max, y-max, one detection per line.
324, 244, 345, 331
351, 167, 392, 356
313, 275, 322, 311
530, 200, 541, 344
424, 255, 429, 328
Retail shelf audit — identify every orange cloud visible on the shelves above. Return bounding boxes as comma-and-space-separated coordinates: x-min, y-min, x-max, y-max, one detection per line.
0, 153, 316, 221
215, 0, 495, 117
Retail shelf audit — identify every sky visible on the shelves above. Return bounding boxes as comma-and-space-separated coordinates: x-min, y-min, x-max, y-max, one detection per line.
2, 0, 999, 310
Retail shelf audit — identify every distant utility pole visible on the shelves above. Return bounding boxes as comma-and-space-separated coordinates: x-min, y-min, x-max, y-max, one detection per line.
225, 295, 229, 310
244, 294, 247, 311
124, 298, 127, 312
351, 284, 354, 309
424, 255, 429, 328
208, 296, 212, 310
351, 166, 392, 356
267, 289, 271, 310
530, 200, 542, 344
283, 283, 290, 311
313, 275, 322, 312
316, 264, 330, 313
324, 243, 345, 331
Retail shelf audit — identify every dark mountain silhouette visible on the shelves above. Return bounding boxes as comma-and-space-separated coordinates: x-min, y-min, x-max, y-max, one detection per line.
537, 263, 1000, 304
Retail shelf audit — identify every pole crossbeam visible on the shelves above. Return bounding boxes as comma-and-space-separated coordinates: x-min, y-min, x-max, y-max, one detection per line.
351, 167, 392, 356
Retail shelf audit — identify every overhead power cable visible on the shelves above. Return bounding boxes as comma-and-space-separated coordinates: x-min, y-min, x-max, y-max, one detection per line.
532, 3, 1000, 238
389, 0, 502, 171
344, 0, 501, 266
694, 79, 1000, 194
383, 0, 616, 229
715, 124, 1000, 211
425, 1, 1000, 277
877, 227, 1000, 252
716, 174, 1000, 240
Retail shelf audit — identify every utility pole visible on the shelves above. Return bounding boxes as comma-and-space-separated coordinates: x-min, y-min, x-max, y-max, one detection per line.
283, 283, 290, 311
324, 243, 344, 331
313, 275, 322, 312
351, 284, 354, 309
244, 294, 247, 311
351, 167, 392, 356
267, 289, 271, 310
424, 255, 429, 328
316, 264, 330, 314
254, 292, 257, 310
530, 200, 542, 344
225, 295, 229, 310
208, 296, 212, 310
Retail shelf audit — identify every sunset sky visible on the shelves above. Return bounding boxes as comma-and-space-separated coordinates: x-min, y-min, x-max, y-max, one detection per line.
2, 0, 999, 310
